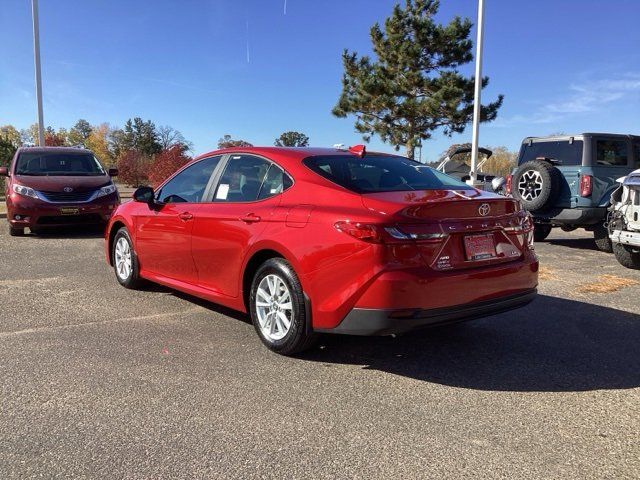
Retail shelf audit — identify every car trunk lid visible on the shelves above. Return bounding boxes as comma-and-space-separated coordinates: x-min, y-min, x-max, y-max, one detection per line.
362, 189, 530, 270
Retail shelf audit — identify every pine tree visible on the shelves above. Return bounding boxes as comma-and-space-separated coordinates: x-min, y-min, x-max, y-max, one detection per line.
332, 0, 503, 159
274, 131, 309, 147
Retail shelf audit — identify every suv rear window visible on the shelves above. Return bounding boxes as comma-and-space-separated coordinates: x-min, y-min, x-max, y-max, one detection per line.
15, 152, 105, 176
518, 140, 583, 166
303, 155, 472, 193
595, 140, 628, 166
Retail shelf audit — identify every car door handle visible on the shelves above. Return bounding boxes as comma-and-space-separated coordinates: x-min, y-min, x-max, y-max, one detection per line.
240, 213, 261, 223
179, 212, 194, 221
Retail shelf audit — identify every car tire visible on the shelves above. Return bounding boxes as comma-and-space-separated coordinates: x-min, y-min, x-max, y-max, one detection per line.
593, 224, 613, 253
533, 223, 552, 242
249, 258, 317, 355
613, 243, 640, 269
512, 160, 562, 212
112, 227, 143, 289
9, 227, 24, 237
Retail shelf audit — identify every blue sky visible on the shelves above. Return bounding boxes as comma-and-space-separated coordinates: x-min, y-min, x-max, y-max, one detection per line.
1, 0, 639, 162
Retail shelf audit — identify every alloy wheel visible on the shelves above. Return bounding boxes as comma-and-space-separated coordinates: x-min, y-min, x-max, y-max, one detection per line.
518, 170, 544, 201
255, 274, 293, 341
114, 237, 132, 281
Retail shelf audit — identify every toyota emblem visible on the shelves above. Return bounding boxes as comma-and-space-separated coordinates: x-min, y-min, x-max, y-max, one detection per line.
478, 203, 490, 216
63, 187, 73, 193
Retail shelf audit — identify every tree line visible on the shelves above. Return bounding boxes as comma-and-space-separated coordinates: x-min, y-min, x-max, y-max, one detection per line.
0, 120, 311, 188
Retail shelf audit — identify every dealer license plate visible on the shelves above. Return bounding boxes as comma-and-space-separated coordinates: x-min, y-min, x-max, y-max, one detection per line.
59, 207, 80, 215
464, 234, 496, 261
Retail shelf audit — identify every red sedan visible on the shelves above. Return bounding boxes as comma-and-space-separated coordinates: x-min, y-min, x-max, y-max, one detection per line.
105, 146, 538, 354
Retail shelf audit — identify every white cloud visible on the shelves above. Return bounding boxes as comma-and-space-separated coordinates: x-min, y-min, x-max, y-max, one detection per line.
493, 73, 640, 127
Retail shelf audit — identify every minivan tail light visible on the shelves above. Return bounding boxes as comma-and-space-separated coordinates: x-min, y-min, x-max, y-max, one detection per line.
505, 175, 513, 195
579, 174, 592, 197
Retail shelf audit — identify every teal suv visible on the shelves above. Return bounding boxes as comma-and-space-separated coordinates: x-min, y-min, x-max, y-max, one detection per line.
507, 133, 640, 251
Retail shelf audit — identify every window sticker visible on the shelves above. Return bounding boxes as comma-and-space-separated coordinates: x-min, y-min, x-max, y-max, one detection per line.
216, 184, 230, 200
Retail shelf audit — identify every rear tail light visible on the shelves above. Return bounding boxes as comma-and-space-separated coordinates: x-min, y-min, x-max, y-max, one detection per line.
334, 222, 383, 243
334, 222, 446, 244
579, 174, 593, 197
505, 175, 513, 195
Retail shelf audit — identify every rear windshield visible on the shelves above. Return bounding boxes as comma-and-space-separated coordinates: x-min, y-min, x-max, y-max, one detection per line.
518, 140, 583, 166
15, 152, 105, 176
303, 155, 473, 193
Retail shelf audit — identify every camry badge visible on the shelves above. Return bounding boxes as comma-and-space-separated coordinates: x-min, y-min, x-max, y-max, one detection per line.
478, 203, 490, 216
63, 187, 73, 193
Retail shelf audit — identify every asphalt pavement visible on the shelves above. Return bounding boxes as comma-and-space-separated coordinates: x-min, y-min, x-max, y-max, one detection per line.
0, 224, 638, 479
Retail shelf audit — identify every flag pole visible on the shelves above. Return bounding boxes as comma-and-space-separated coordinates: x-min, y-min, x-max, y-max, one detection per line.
469, 0, 485, 186
32, 0, 45, 146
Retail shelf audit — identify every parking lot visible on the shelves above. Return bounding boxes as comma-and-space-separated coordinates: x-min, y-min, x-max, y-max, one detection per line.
0, 224, 638, 479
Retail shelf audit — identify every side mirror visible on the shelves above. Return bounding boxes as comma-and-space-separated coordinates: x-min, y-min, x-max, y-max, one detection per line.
108, 167, 118, 177
0, 167, 8, 177
133, 186, 155, 205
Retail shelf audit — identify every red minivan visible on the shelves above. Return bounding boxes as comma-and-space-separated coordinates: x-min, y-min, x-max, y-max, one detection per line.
1, 146, 120, 236
105, 146, 538, 355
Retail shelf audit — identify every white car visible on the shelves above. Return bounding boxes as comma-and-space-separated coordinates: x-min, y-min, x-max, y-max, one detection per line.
608, 169, 640, 269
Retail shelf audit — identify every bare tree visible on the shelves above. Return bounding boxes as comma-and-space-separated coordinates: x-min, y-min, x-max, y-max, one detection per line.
158, 125, 192, 151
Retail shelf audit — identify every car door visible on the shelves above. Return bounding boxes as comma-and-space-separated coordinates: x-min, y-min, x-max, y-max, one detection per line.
191, 154, 292, 297
134, 155, 223, 283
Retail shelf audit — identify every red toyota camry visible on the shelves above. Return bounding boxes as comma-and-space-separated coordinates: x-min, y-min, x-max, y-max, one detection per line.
105, 146, 538, 354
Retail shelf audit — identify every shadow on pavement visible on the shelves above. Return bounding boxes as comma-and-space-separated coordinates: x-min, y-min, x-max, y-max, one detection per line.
546, 236, 597, 251
301, 294, 640, 392
27, 225, 106, 239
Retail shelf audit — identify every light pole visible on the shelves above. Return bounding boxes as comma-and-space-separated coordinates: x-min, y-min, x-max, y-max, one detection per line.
32, 0, 45, 146
469, 0, 485, 186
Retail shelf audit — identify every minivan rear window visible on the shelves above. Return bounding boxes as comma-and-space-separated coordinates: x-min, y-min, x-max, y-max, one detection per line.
303, 155, 473, 193
517, 140, 583, 166
15, 152, 105, 176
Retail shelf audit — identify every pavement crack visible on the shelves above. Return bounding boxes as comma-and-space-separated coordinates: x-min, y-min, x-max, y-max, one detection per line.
0, 307, 204, 339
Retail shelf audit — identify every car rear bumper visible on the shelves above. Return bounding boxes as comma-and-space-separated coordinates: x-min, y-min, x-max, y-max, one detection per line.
318, 289, 537, 336
532, 207, 606, 226
6, 194, 118, 229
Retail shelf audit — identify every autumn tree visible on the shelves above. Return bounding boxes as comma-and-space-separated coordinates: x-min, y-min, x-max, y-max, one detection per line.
0, 125, 22, 189
44, 127, 67, 146
218, 134, 253, 149
116, 150, 152, 187
67, 119, 93, 147
332, 0, 503, 159
275, 131, 309, 147
148, 145, 191, 188
86, 123, 116, 166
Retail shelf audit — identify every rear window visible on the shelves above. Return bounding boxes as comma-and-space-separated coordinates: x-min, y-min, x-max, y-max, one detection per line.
518, 140, 583, 166
595, 140, 628, 166
15, 152, 105, 176
303, 155, 472, 193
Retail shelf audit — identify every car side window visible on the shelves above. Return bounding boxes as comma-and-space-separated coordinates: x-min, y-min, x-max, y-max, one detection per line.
157, 156, 221, 203
257, 164, 293, 200
595, 140, 628, 166
214, 155, 272, 202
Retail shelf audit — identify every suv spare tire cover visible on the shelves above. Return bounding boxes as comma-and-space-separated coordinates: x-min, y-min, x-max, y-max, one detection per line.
512, 160, 562, 212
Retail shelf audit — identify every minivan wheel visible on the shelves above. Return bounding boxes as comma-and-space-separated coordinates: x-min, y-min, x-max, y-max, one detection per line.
533, 223, 552, 242
112, 227, 143, 289
613, 243, 640, 269
593, 224, 613, 253
9, 227, 24, 237
249, 258, 317, 355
